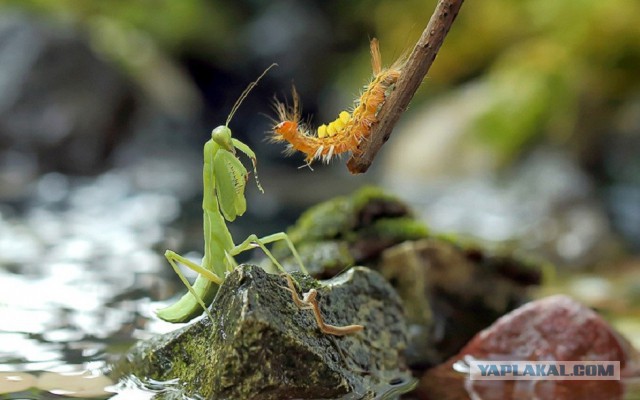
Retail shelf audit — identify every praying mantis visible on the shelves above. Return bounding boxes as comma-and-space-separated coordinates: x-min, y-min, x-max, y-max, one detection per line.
156, 66, 307, 323
155, 66, 364, 337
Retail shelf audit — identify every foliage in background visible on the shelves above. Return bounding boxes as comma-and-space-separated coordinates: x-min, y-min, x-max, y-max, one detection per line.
371, 0, 640, 161
0, 0, 235, 55
2, 0, 640, 161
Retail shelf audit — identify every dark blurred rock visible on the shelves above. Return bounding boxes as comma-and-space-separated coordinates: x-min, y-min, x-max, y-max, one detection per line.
112, 264, 414, 399
601, 99, 640, 250
0, 13, 137, 175
379, 239, 542, 370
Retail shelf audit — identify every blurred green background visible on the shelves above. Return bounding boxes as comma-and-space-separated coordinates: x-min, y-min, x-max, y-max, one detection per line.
1, 0, 640, 393
0, 0, 639, 268
3, 0, 639, 160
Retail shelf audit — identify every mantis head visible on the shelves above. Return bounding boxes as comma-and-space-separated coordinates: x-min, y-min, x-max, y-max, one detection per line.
211, 125, 235, 154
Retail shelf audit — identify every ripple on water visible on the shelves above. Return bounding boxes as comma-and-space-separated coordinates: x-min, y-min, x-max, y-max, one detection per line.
0, 170, 189, 399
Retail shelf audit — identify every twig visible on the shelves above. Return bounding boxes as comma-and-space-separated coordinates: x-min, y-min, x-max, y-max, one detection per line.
346, 0, 465, 174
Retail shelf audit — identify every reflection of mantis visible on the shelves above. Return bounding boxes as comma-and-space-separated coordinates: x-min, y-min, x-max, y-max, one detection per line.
156, 66, 307, 323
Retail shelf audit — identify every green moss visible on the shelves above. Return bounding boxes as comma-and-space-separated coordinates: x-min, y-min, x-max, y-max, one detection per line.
286, 186, 410, 247
295, 242, 356, 274
356, 217, 429, 241
351, 186, 401, 211
287, 195, 354, 245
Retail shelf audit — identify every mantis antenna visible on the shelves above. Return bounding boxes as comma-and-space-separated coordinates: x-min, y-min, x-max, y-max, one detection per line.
224, 63, 277, 192
226, 63, 278, 127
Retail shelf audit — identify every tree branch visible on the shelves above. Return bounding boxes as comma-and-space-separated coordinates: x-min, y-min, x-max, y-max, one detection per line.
347, 0, 465, 174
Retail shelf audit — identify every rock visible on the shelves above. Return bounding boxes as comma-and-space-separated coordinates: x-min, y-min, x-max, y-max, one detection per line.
0, 13, 139, 175
270, 186, 542, 371
273, 186, 428, 276
456, 295, 639, 367
379, 239, 542, 369
418, 295, 640, 400
112, 264, 413, 399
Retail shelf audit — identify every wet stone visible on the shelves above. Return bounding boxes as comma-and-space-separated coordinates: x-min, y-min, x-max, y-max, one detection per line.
419, 295, 640, 400
457, 294, 640, 367
112, 264, 411, 399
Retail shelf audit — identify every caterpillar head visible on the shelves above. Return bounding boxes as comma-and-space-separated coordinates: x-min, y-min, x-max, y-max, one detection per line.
271, 84, 303, 136
273, 120, 299, 141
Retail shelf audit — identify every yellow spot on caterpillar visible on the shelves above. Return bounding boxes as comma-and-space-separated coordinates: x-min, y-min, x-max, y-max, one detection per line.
318, 124, 328, 138
327, 123, 337, 137
339, 111, 350, 124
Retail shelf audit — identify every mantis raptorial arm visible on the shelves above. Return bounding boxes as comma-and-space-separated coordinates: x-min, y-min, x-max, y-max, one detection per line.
229, 232, 308, 275
232, 138, 263, 193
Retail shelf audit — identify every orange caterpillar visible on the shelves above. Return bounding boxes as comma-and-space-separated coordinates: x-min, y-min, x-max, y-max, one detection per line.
272, 38, 402, 165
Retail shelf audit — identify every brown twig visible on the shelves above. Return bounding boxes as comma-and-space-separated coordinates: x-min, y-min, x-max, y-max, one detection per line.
347, 0, 465, 174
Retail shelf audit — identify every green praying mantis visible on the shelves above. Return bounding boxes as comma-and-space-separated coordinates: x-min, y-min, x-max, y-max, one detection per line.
156, 66, 364, 337
156, 65, 308, 323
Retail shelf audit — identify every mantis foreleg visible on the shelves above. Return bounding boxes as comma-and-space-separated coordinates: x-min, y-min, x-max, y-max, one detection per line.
232, 138, 263, 193
214, 150, 248, 222
229, 232, 308, 275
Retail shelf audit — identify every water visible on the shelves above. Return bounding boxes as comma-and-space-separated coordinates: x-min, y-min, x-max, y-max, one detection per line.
0, 169, 416, 399
0, 170, 196, 398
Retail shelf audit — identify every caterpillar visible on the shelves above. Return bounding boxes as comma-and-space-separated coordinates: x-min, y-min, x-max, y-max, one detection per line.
271, 38, 403, 165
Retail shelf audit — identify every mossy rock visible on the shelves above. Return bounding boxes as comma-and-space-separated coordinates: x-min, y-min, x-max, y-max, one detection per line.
273, 186, 429, 276
379, 238, 544, 368
112, 265, 414, 399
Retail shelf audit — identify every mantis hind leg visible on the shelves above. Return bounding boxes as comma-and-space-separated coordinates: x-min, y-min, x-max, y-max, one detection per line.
229, 232, 308, 275
156, 250, 222, 323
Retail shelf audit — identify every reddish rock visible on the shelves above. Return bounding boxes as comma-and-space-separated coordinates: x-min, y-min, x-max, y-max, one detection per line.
417, 372, 625, 400
457, 295, 638, 371
416, 295, 640, 400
